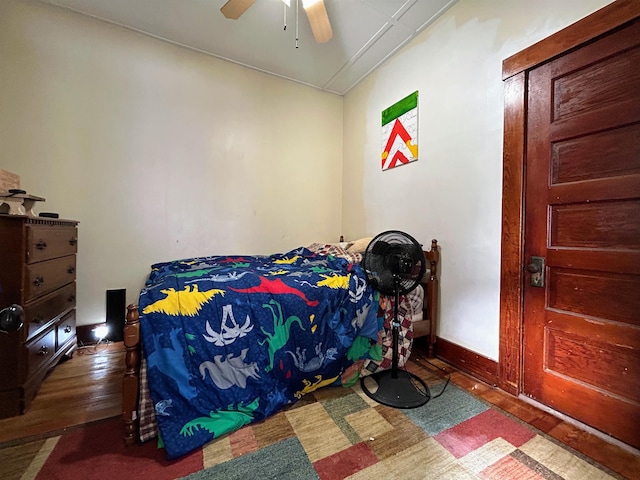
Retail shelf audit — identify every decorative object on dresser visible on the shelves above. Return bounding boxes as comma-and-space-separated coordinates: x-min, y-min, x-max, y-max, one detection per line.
0, 192, 46, 217
0, 170, 46, 217
0, 215, 78, 418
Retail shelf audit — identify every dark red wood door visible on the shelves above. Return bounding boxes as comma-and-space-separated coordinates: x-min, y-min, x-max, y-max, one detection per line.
523, 19, 640, 449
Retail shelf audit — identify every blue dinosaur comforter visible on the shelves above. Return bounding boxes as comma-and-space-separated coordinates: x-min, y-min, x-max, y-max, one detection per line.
138, 247, 380, 459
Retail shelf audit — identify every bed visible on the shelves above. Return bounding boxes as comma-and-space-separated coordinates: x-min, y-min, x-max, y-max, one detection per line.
122, 238, 439, 459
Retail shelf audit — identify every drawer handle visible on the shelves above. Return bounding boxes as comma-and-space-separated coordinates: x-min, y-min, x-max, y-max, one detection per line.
67, 266, 76, 274
33, 276, 45, 287
33, 313, 45, 324
67, 295, 76, 303
36, 240, 47, 250
69, 237, 78, 246
38, 346, 49, 356
64, 325, 72, 333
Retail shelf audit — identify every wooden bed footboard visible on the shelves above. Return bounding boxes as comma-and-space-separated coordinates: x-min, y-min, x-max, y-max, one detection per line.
415, 239, 440, 357
122, 304, 140, 446
121, 239, 440, 445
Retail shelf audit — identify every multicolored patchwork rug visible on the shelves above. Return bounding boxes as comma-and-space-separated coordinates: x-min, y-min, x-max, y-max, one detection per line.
1, 380, 624, 480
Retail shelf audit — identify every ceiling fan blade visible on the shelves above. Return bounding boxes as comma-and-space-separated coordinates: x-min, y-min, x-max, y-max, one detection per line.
303, 0, 333, 43
220, 0, 256, 19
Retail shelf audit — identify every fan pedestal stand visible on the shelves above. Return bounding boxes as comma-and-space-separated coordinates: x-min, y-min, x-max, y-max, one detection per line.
360, 277, 430, 409
361, 369, 430, 409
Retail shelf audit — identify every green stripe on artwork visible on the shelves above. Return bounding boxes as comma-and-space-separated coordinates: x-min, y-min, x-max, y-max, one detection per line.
381, 91, 418, 126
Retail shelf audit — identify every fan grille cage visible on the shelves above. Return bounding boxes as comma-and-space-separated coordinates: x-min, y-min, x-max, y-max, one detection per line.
362, 230, 426, 296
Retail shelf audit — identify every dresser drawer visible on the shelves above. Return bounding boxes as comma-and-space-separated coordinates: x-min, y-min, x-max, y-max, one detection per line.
26, 225, 78, 264
24, 256, 76, 302
57, 310, 76, 349
24, 283, 76, 341
0, 216, 78, 418
26, 328, 56, 379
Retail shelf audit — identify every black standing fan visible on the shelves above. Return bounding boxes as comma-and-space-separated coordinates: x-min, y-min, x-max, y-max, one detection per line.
360, 230, 430, 408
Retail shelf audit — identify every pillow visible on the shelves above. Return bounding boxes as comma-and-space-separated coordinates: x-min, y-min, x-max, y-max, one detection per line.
421, 267, 432, 284
346, 237, 373, 254
306, 243, 362, 264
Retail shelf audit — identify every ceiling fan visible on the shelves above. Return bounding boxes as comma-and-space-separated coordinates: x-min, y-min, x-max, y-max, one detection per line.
220, 0, 333, 43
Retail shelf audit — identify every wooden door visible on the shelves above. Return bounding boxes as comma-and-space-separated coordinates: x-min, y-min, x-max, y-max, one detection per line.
523, 18, 640, 448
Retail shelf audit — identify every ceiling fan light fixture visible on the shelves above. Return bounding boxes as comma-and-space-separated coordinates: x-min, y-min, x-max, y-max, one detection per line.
220, 0, 256, 19
221, 0, 332, 45
302, 0, 332, 43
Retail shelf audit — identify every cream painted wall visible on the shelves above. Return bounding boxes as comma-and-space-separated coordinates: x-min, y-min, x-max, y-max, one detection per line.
342, 0, 614, 360
0, 0, 343, 327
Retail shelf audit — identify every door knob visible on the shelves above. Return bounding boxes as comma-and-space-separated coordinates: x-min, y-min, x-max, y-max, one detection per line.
527, 256, 545, 287
527, 263, 540, 273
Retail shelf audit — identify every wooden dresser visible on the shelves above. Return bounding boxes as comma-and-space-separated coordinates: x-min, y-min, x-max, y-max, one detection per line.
0, 215, 78, 418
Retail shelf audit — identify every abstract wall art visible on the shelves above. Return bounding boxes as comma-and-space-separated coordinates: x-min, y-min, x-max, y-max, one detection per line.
381, 91, 418, 171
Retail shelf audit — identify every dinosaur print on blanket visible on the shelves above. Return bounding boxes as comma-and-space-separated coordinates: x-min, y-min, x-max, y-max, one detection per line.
349, 276, 368, 304
286, 343, 338, 372
207, 271, 250, 282
259, 300, 304, 372
142, 284, 224, 316
199, 348, 260, 389
274, 255, 300, 264
294, 374, 340, 399
203, 304, 253, 346
137, 246, 379, 460
174, 268, 215, 279
180, 398, 260, 438
230, 277, 319, 307
317, 273, 350, 289
155, 399, 173, 416
147, 329, 198, 400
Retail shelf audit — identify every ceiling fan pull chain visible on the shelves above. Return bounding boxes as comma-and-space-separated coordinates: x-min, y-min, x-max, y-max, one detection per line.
283, 2, 287, 30
296, 0, 299, 48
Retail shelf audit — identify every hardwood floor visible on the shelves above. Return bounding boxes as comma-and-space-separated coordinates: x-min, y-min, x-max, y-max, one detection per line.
0, 342, 124, 446
0, 340, 638, 479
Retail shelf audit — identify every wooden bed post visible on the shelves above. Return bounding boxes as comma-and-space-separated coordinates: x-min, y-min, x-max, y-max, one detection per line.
122, 304, 140, 445
426, 239, 439, 357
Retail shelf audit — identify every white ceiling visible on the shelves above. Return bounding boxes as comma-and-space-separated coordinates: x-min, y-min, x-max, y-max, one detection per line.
39, 0, 457, 95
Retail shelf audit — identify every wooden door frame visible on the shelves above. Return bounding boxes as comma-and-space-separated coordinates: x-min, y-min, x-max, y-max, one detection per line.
498, 0, 640, 396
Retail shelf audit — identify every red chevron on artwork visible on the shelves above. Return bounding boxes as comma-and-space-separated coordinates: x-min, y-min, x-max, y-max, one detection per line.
382, 118, 415, 169
383, 119, 412, 153
387, 150, 410, 169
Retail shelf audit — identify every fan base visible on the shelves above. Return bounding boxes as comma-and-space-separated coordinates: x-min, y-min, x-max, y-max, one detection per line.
360, 369, 430, 409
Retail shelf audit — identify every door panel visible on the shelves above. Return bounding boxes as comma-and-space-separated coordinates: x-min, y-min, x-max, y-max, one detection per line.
550, 200, 640, 248
545, 328, 640, 400
523, 19, 640, 448
551, 124, 640, 183
548, 269, 640, 325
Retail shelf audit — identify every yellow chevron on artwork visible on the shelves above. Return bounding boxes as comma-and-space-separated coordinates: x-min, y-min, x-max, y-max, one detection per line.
406, 140, 418, 158
317, 274, 350, 289
274, 255, 300, 265
142, 284, 224, 317
310, 314, 317, 333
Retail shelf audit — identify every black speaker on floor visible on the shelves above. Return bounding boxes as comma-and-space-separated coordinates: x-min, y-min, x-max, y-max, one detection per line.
105, 289, 126, 342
